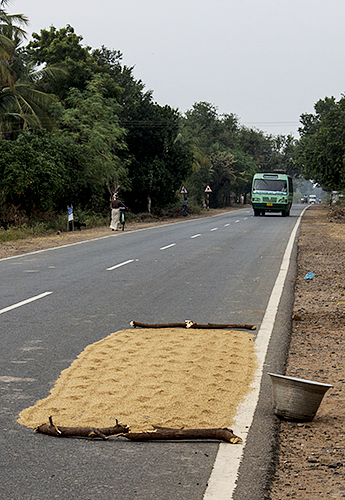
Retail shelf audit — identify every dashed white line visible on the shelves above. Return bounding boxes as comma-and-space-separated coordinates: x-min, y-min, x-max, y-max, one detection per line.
224, 223, 230, 227
235, 220, 240, 223
191, 234, 201, 239
210, 228, 218, 232
0, 292, 53, 315
106, 259, 134, 271
160, 243, 176, 250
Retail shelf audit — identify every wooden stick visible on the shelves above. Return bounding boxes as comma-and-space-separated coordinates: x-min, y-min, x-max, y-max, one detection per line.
124, 426, 242, 443
190, 323, 256, 331
34, 417, 129, 440
130, 320, 256, 331
34, 418, 241, 443
130, 321, 186, 328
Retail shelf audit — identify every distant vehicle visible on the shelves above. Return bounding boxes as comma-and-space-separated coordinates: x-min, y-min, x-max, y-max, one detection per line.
309, 194, 317, 204
251, 172, 293, 217
301, 195, 308, 204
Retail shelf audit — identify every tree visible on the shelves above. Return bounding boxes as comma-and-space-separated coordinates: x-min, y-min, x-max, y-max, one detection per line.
175, 120, 212, 204
27, 27, 147, 111
297, 96, 345, 191
52, 75, 129, 210
184, 102, 222, 154
0, 3, 60, 139
27, 25, 94, 99
181, 102, 267, 205
210, 151, 235, 206
0, 130, 67, 216
0, 0, 28, 88
123, 97, 192, 211
0, 54, 61, 139
27, 25, 189, 211
270, 134, 299, 177
230, 149, 257, 201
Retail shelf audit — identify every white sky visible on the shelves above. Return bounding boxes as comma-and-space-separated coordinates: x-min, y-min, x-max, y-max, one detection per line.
11, 0, 345, 137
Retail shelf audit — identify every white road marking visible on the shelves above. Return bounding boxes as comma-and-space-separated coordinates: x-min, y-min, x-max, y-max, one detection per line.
235, 220, 240, 223
0, 292, 53, 315
224, 223, 230, 227
210, 228, 218, 232
160, 243, 176, 250
0, 376, 36, 383
244, 217, 248, 220
106, 259, 134, 271
203, 208, 307, 499
0, 209, 246, 262
191, 234, 201, 239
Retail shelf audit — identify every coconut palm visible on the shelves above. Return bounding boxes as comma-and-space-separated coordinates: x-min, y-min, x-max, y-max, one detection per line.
0, 0, 28, 87
1, 57, 62, 138
0, 1, 61, 139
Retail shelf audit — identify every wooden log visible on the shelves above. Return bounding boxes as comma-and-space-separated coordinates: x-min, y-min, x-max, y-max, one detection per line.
189, 322, 256, 331
124, 426, 242, 443
130, 321, 186, 328
34, 416, 129, 440
130, 320, 256, 331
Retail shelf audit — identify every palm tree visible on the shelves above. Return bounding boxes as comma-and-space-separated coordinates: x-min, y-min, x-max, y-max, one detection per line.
0, 1, 60, 139
0, 0, 28, 87
1, 57, 62, 138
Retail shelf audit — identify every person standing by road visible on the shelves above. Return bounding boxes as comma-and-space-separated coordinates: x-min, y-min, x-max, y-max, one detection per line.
182, 197, 188, 216
110, 194, 127, 231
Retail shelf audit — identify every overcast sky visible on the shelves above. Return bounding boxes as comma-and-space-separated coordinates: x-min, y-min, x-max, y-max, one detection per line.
11, 0, 345, 137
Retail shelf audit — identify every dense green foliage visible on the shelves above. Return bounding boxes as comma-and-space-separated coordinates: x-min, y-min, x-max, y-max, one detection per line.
4, 2, 330, 229
0, 1, 61, 140
297, 96, 345, 192
179, 102, 298, 207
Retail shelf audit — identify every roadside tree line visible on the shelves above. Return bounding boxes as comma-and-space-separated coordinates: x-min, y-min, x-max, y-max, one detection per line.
2, 2, 343, 228
297, 95, 345, 193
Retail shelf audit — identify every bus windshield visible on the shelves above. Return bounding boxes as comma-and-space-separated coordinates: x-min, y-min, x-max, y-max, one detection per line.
253, 179, 287, 193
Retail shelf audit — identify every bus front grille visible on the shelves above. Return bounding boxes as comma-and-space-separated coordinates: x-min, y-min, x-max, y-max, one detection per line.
263, 197, 277, 202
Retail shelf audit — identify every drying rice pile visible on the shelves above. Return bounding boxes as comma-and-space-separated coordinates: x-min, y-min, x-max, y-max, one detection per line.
18, 327, 257, 432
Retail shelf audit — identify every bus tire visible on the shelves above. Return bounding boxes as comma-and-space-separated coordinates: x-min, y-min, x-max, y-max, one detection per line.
282, 210, 287, 217
254, 209, 260, 216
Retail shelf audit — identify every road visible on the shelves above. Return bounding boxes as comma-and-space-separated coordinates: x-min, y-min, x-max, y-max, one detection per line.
0, 205, 303, 500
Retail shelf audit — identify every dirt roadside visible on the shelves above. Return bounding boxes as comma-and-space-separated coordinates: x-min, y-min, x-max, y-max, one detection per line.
0, 207, 236, 260
270, 205, 345, 499
1, 205, 344, 497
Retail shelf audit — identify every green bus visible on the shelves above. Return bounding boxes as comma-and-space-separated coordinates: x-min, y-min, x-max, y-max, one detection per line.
251, 172, 293, 217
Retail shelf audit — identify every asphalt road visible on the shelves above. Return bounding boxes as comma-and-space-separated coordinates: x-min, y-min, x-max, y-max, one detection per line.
0, 205, 303, 500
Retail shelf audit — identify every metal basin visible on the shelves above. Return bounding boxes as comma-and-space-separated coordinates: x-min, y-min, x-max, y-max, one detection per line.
268, 373, 333, 422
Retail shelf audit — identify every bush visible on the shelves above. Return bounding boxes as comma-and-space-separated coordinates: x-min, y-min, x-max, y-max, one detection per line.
0, 208, 111, 243
189, 204, 202, 215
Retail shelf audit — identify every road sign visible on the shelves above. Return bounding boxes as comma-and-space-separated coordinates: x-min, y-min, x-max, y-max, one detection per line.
179, 185, 188, 195
204, 185, 212, 193
68, 205, 74, 221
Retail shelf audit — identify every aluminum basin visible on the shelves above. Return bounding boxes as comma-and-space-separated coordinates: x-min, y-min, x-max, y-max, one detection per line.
268, 373, 333, 422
